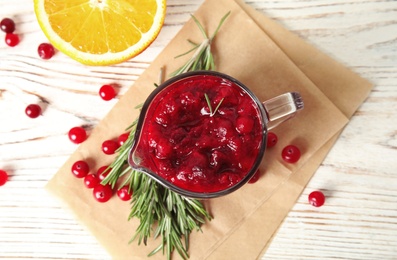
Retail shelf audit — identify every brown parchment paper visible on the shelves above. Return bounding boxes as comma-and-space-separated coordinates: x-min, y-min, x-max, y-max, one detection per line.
46, 0, 373, 259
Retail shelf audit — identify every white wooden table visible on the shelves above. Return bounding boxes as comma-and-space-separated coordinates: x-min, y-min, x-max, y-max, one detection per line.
1, 0, 396, 259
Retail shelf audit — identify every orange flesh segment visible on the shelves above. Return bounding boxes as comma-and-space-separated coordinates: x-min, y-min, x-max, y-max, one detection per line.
44, 0, 158, 54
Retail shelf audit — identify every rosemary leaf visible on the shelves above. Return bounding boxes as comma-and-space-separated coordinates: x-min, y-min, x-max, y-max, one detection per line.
191, 14, 209, 39
210, 11, 231, 40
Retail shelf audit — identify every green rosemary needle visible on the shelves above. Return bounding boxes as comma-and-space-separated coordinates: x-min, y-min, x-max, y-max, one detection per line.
171, 11, 231, 76
102, 11, 230, 260
204, 93, 224, 116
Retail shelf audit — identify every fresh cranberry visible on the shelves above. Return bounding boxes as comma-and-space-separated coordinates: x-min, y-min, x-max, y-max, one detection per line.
71, 160, 90, 178
118, 132, 129, 146
281, 145, 301, 163
308, 190, 325, 207
5, 33, 19, 47
102, 139, 119, 155
117, 185, 132, 201
93, 184, 113, 203
0, 170, 9, 186
248, 169, 260, 184
25, 104, 41, 118
97, 165, 111, 181
38, 43, 55, 59
68, 126, 87, 144
1, 18, 15, 33
99, 84, 116, 101
84, 174, 100, 189
266, 132, 278, 148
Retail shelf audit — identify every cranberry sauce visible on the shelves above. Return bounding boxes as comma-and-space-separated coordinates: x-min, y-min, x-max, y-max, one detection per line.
133, 73, 265, 194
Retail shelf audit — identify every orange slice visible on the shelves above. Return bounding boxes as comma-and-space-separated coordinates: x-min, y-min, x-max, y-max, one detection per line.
34, 0, 166, 66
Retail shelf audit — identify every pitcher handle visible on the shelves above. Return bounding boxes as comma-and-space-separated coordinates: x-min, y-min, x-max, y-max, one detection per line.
263, 92, 304, 130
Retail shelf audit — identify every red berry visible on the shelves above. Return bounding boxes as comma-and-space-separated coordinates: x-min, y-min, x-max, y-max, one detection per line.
99, 84, 116, 101
71, 160, 90, 178
281, 145, 301, 163
93, 184, 113, 203
102, 139, 119, 155
118, 132, 129, 146
248, 169, 260, 184
219, 172, 241, 186
155, 139, 173, 159
97, 165, 111, 181
117, 185, 132, 201
84, 174, 99, 189
0, 170, 9, 186
1, 18, 15, 33
266, 132, 278, 148
68, 126, 87, 144
5, 33, 19, 47
38, 43, 55, 59
308, 190, 325, 207
235, 116, 254, 134
25, 104, 41, 118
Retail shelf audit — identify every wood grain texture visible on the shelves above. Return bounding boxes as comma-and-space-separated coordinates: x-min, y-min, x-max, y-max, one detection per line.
1, 0, 396, 259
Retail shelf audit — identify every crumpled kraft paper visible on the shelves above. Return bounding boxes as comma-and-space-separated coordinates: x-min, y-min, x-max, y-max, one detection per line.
46, 0, 373, 259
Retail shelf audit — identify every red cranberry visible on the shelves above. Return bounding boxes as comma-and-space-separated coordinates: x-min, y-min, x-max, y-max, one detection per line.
281, 145, 301, 163
214, 118, 234, 140
248, 169, 260, 184
117, 185, 132, 201
68, 127, 87, 144
235, 116, 254, 134
5, 33, 19, 47
308, 190, 325, 207
219, 172, 241, 186
93, 184, 113, 203
215, 86, 238, 106
266, 132, 278, 148
71, 160, 90, 178
25, 104, 41, 118
84, 174, 100, 189
0, 170, 9, 186
97, 165, 111, 181
118, 132, 129, 146
102, 139, 119, 155
38, 43, 55, 59
99, 84, 116, 101
1, 18, 15, 33
155, 139, 173, 159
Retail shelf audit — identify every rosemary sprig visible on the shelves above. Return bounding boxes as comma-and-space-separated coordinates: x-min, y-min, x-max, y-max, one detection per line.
171, 11, 231, 76
204, 93, 224, 116
102, 12, 230, 260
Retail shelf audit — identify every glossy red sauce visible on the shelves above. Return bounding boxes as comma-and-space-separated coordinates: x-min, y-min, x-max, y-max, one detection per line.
134, 74, 264, 193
